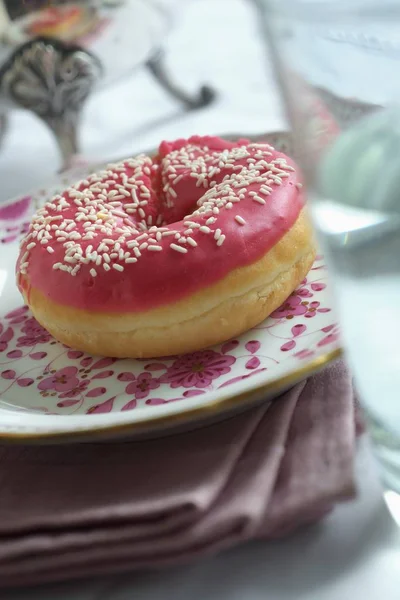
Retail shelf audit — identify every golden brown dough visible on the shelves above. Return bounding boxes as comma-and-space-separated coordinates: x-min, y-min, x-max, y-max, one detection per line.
19, 209, 315, 358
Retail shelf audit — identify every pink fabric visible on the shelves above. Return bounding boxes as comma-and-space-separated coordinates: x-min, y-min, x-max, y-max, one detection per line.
0, 359, 360, 588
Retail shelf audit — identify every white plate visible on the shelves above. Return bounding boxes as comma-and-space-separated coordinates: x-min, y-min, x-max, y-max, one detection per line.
0, 133, 342, 443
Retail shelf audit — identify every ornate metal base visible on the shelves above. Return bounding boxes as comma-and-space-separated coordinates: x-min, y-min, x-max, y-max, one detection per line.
146, 50, 217, 111
0, 37, 102, 170
0, 113, 8, 148
0, 36, 218, 170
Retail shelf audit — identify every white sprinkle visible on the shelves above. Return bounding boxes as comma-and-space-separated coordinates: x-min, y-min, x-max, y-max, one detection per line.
103, 263, 111, 271
46, 246, 54, 254
252, 196, 266, 205
214, 228, 222, 240
117, 188, 131, 197
199, 226, 211, 234
187, 237, 197, 247
27, 242, 36, 250
90, 269, 97, 277
148, 245, 163, 252
235, 215, 246, 225
139, 242, 148, 250
208, 167, 219, 178
138, 208, 146, 219
183, 220, 199, 228
170, 243, 188, 254
133, 247, 141, 258
113, 263, 124, 272
206, 217, 216, 226
295, 182, 303, 189
173, 174, 184, 185
260, 186, 271, 196
125, 257, 138, 263
89, 250, 98, 262
135, 233, 147, 242
59, 265, 72, 273
96, 256, 102, 266
225, 202, 233, 209
53, 262, 62, 270
217, 235, 226, 246
126, 241, 138, 249
111, 209, 126, 219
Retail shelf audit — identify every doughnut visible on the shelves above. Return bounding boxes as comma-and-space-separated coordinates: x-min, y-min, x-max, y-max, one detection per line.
16, 136, 316, 358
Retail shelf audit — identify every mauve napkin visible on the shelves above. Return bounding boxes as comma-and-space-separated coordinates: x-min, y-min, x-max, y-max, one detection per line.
0, 359, 361, 588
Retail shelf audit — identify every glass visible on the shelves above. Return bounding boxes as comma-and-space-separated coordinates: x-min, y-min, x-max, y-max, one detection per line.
259, 0, 400, 523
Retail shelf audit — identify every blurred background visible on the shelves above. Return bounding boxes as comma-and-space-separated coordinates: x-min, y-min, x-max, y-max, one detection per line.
0, 0, 287, 200
2, 2, 400, 598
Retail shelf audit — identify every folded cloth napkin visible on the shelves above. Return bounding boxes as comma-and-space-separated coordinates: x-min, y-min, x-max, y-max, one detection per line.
0, 359, 361, 588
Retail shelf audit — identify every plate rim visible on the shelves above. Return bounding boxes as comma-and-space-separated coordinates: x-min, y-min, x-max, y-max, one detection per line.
0, 131, 342, 443
0, 347, 342, 443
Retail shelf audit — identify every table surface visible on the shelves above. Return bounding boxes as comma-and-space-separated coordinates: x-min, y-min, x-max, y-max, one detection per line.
1, 0, 400, 597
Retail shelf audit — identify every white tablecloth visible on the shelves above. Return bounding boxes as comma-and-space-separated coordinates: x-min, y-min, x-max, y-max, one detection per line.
2, 1, 400, 597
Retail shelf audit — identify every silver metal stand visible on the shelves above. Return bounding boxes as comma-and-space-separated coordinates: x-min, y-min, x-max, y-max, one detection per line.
0, 36, 217, 169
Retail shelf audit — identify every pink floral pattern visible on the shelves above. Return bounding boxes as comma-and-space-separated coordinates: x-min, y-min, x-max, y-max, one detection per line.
125, 372, 160, 399
0, 252, 339, 415
38, 366, 80, 394
160, 350, 236, 389
0, 197, 32, 245
270, 294, 308, 319
0, 149, 341, 419
17, 317, 52, 347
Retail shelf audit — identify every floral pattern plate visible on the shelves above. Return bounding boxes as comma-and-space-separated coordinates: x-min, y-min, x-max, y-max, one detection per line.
0, 133, 342, 443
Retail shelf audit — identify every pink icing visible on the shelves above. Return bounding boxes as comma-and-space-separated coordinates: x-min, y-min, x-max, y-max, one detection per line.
16, 136, 304, 313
